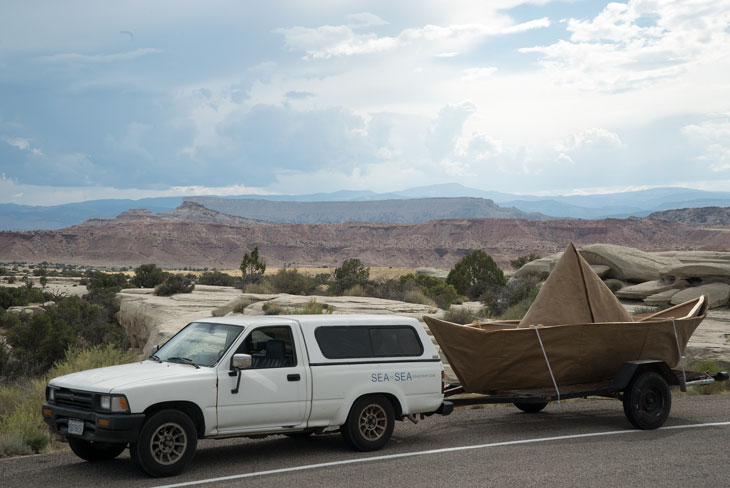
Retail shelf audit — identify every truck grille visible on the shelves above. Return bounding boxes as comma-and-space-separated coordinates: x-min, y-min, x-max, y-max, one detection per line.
54, 388, 95, 410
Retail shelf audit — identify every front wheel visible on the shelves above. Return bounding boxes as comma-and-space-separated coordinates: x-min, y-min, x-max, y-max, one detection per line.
67, 437, 127, 461
341, 395, 395, 452
131, 410, 197, 477
623, 371, 671, 430
513, 402, 548, 413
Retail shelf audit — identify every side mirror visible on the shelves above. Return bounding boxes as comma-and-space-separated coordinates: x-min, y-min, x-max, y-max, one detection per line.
230, 354, 252, 394
232, 353, 252, 370
151, 344, 160, 354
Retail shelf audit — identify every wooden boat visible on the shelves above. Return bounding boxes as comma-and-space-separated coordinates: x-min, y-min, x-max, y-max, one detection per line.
424, 244, 708, 393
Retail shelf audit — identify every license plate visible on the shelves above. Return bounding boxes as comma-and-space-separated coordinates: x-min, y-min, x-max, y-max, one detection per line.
67, 419, 84, 436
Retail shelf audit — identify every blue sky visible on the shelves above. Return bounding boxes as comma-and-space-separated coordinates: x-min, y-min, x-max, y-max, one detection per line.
1, 0, 729, 205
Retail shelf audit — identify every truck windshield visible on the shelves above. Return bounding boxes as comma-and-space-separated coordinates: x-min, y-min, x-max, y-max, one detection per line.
153, 322, 243, 367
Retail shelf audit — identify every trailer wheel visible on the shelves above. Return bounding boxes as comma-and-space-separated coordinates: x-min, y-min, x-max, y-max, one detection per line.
130, 409, 197, 477
67, 437, 127, 461
341, 395, 394, 452
623, 371, 671, 430
513, 402, 548, 413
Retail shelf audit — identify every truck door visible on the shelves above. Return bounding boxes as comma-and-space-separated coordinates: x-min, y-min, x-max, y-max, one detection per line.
217, 324, 308, 433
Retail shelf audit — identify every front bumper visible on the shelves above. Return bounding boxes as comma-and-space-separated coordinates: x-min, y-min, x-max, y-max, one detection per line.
42, 402, 145, 444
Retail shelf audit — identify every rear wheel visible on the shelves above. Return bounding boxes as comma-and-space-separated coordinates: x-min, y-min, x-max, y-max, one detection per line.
513, 402, 548, 413
67, 437, 127, 461
623, 371, 671, 430
341, 395, 394, 452
131, 410, 197, 477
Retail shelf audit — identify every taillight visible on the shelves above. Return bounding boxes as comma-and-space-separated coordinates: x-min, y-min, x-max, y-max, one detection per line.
441, 370, 445, 394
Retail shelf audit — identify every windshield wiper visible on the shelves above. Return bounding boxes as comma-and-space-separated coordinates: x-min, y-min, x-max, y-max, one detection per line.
149, 354, 162, 362
166, 357, 200, 369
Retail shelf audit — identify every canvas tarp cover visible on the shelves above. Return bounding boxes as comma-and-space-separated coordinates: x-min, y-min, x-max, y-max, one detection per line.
424, 243, 706, 392
518, 243, 632, 327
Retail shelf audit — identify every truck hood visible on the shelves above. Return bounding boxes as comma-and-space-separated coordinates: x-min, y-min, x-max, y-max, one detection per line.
49, 361, 210, 393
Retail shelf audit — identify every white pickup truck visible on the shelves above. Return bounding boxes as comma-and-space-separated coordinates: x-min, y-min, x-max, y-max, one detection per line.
43, 314, 452, 477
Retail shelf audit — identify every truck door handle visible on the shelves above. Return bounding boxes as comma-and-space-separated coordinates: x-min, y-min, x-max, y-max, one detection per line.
287, 374, 301, 382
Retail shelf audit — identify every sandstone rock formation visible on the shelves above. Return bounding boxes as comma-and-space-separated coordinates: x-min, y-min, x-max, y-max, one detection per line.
615, 280, 687, 300
579, 243, 681, 282
670, 283, 730, 308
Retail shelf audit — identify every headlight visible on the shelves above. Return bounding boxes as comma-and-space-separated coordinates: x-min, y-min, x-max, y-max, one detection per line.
98, 394, 130, 412
46, 386, 57, 402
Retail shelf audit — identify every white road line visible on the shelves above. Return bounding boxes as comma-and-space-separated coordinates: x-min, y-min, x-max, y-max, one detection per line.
153, 421, 730, 488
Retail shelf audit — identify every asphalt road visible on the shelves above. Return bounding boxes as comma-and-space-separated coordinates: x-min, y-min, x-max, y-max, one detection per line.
2, 395, 729, 488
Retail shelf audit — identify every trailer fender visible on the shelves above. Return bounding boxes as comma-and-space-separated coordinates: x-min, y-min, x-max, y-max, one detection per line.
611, 360, 679, 391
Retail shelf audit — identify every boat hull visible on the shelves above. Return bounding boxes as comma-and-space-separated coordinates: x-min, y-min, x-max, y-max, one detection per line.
424, 314, 705, 392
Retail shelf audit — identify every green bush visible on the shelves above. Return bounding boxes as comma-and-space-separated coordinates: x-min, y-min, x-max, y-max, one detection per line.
499, 293, 538, 320
262, 302, 282, 315
509, 253, 541, 270
332, 259, 370, 295
481, 277, 540, 318
154, 274, 195, 296
604, 279, 624, 294
198, 271, 235, 287
131, 264, 170, 288
267, 268, 316, 295
447, 250, 506, 300
442, 307, 486, 325
288, 299, 333, 315
0, 285, 50, 310
403, 288, 437, 307
0, 345, 138, 458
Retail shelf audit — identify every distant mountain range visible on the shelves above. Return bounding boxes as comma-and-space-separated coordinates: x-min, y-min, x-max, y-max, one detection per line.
2, 184, 730, 230
3, 201, 729, 269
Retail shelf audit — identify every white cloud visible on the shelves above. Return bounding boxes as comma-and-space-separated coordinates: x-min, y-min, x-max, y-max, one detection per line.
682, 116, 730, 171
520, 0, 730, 92
3, 136, 43, 156
346, 12, 388, 28
554, 128, 623, 153
35, 48, 162, 64
461, 67, 497, 81
275, 16, 549, 59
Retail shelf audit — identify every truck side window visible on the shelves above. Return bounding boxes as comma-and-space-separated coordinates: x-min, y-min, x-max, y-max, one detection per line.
315, 326, 423, 359
236, 326, 296, 369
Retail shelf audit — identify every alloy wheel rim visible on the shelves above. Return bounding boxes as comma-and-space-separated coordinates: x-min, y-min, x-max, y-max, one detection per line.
358, 404, 387, 441
150, 422, 187, 465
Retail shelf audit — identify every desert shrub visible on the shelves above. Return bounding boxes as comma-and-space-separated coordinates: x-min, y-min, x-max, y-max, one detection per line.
499, 293, 538, 320
0, 345, 137, 458
0, 285, 49, 310
198, 271, 235, 287
262, 302, 282, 315
244, 282, 274, 294
447, 250, 506, 300
342, 284, 376, 297
403, 288, 437, 307
0, 432, 32, 457
442, 307, 486, 325
267, 268, 316, 295
332, 259, 370, 294
131, 264, 170, 288
481, 276, 540, 317
154, 274, 195, 296
0, 267, 7, 276
287, 299, 333, 315
509, 253, 541, 270
604, 279, 624, 294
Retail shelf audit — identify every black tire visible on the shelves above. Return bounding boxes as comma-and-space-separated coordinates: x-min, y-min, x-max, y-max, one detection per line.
513, 402, 548, 413
341, 395, 395, 452
67, 437, 127, 461
130, 410, 197, 477
623, 371, 671, 430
